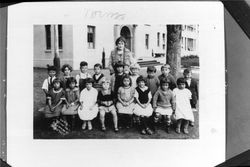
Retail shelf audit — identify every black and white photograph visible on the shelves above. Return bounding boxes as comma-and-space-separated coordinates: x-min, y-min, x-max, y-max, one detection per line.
6, 2, 225, 167
33, 24, 200, 139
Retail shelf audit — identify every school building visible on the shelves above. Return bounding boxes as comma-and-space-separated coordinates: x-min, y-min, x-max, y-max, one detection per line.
33, 24, 199, 70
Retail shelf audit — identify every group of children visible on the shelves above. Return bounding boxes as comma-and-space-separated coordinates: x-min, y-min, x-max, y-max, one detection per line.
41, 60, 198, 135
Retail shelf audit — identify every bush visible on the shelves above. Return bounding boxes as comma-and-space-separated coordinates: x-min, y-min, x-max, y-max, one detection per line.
181, 55, 199, 68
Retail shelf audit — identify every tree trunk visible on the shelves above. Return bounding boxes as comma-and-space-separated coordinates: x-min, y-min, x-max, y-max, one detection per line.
166, 25, 182, 79
53, 24, 60, 77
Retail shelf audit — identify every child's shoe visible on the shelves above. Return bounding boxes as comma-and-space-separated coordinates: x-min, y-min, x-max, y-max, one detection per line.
175, 127, 181, 134
145, 128, 153, 135
82, 122, 87, 130
114, 127, 119, 133
189, 121, 194, 127
101, 126, 106, 132
87, 121, 92, 130
183, 128, 189, 134
141, 129, 146, 135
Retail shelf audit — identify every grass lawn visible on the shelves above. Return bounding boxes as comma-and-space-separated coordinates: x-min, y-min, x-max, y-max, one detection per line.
34, 67, 199, 139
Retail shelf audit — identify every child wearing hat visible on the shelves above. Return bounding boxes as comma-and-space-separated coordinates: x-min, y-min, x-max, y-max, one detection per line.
97, 78, 118, 132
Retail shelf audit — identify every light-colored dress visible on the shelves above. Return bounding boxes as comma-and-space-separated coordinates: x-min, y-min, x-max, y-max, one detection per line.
130, 74, 139, 89
133, 86, 153, 117
116, 86, 135, 114
173, 88, 194, 121
78, 87, 98, 120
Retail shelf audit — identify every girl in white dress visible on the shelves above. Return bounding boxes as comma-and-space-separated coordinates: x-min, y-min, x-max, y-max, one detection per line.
78, 78, 98, 130
173, 78, 194, 134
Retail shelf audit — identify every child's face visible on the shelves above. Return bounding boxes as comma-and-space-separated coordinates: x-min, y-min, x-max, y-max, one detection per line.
138, 81, 145, 88
131, 68, 139, 75
48, 70, 56, 77
161, 67, 170, 76
147, 71, 156, 78
124, 65, 130, 74
86, 83, 92, 90
94, 66, 101, 75
69, 82, 76, 89
64, 67, 71, 76
117, 41, 125, 50
80, 65, 88, 73
178, 83, 186, 89
116, 66, 124, 74
184, 72, 192, 79
123, 78, 130, 87
102, 82, 110, 90
161, 83, 169, 91
53, 82, 61, 90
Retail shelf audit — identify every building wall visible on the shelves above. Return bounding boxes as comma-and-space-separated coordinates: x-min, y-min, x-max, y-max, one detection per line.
181, 25, 199, 57
33, 25, 74, 68
72, 24, 114, 69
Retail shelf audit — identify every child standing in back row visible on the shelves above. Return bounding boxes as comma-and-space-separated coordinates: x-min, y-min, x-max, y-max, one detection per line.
75, 61, 92, 92
130, 63, 140, 89
173, 78, 194, 134
92, 63, 105, 91
158, 64, 176, 90
145, 66, 160, 97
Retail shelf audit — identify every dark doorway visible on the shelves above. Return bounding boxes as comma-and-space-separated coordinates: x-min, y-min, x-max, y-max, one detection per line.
120, 26, 131, 51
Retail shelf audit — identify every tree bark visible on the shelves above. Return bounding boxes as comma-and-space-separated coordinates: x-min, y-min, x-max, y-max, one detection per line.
166, 25, 182, 79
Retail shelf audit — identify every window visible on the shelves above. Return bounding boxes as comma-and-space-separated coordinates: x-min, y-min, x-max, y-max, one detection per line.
45, 25, 51, 50
157, 32, 160, 47
162, 33, 166, 49
87, 26, 95, 49
58, 25, 63, 49
145, 34, 149, 49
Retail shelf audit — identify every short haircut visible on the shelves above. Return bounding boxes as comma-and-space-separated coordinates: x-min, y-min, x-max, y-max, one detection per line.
61, 64, 73, 72
183, 68, 192, 74
160, 77, 170, 85
136, 75, 146, 85
130, 63, 140, 70
177, 77, 186, 85
85, 77, 94, 84
80, 61, 88, 67
66, 77, 77, 88
147, 66, 156, 73
94, 63, 102, 69
115, 61, 124, 68
47, 65, 56, 72
115, 36, 126, 46
122, 74, 132, 86
52, 78, 62, 86
161, 64, 171, 71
